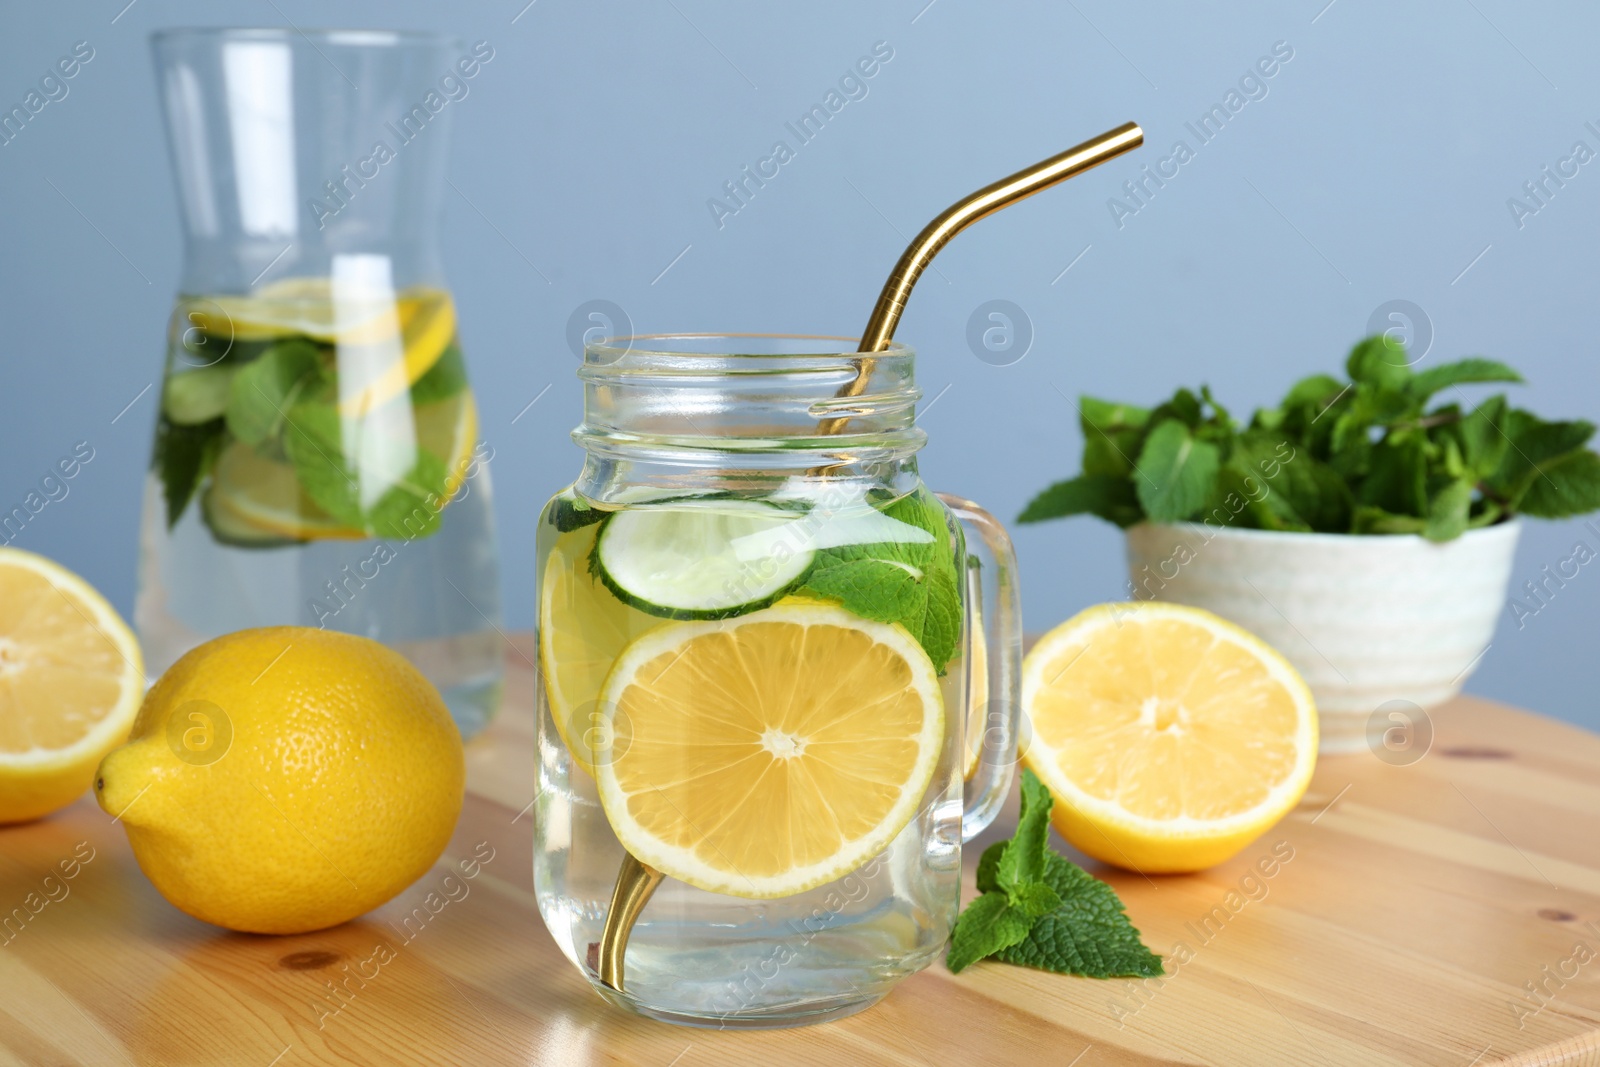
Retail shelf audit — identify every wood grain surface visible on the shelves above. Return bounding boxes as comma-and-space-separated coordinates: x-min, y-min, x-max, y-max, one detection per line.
2, 635, 1598, 1066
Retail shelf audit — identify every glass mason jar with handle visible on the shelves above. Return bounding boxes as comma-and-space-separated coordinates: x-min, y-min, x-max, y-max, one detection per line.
141, 29, 502, 736
533, 334, 1022, 1027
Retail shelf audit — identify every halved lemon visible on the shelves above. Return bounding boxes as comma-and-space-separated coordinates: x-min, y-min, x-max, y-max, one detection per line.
0, 549, 144, 823
538, 521, 661, 774
595, 599, 945, 898
1022, 602, 1317, 873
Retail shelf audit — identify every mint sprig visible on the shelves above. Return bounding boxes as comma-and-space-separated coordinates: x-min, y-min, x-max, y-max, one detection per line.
948, 770, 1163, 979
1018, 335, 1600, 541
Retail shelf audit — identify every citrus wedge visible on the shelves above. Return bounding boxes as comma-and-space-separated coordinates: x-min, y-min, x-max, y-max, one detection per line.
538, 521, 661, 774
1022, 602, 1317, 873
595, 600, 945, 898
0, 548, 144, 823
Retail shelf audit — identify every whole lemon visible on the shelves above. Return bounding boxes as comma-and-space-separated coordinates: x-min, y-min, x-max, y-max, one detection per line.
95, 627, 465, 934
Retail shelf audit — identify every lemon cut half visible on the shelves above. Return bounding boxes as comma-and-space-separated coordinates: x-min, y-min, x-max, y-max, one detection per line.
1022, 602, 1317, 873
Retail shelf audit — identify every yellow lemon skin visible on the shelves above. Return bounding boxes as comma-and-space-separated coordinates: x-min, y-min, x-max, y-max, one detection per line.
0, 547, 144, 824
1022, 602, 1318, 875
94, 627, 464, 935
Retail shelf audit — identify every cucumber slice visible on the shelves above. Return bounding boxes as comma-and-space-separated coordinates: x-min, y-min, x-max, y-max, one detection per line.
593, 501, 815, 619
162, 365, 239, 425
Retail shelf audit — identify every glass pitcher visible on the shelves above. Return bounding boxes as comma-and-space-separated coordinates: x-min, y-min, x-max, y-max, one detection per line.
140, 29, 502, 736
533, 334, 1022, 1027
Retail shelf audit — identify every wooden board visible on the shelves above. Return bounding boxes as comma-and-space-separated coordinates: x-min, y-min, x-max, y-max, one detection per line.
3, 634, 1599, 1066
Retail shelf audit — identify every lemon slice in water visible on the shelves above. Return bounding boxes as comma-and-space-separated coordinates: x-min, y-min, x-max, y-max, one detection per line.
594, 599, 944, 898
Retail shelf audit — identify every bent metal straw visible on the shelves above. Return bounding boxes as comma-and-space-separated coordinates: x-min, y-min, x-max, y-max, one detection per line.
596, 120, 1144, 996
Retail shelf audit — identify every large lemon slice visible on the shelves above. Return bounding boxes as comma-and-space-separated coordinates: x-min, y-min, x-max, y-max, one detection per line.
0, 548, 144, 823
538, 520, 661, 774
1022, 602, 1317, 873
190, 276, 396, 344
595, 600, 945, 898
184, 279, 457, 415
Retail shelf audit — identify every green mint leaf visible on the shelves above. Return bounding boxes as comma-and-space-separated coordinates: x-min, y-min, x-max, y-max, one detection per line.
1360, 437, 1429, 516
153, 416, 225, 528
1345, 335, 1413, 392
946, 891, 1034, 973
409, 344, 468, 405
1135, 420, 1220, 522
990, 853, 1164, 979
1281, 373, 1345, 409
1078, 398, 1150, 479
548, 493, 605, 532
1010, 881, 1064, 921
997, 768, 1054, 893
280, 403, 362, 525
1017, 475, 1140, 526
280, 402, 450, 540
800, 487, 960, 670
1517, 449, 1600, 518
1489, 414, 1596, 503
225, 340, 325, 447
1409, 357, 1522, 400
1148, 387, 1204, 429
1351, 505, 1427, 534
1229, 431, 1352, 533
1454, 395, 1511, 480
1424, 478, 1473, 542
975, 840, 1005, 895
1079, 396, 1151, 433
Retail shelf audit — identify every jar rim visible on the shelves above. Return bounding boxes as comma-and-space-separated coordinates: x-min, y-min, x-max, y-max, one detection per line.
585, 335, 915, 382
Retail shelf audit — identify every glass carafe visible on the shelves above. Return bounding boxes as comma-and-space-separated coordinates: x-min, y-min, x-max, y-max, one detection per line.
533, 335, 1023, 1027
141, 29, 502, 736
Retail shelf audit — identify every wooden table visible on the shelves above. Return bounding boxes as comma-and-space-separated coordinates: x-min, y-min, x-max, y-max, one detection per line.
5, 636, 1600, 1066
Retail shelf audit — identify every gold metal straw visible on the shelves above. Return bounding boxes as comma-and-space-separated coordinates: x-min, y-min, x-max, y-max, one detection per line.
819, 120, 1143, 434
594, 120, 1143, 996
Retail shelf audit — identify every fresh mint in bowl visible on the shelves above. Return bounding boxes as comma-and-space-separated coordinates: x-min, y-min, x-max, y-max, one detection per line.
1019, 335, 1600, 751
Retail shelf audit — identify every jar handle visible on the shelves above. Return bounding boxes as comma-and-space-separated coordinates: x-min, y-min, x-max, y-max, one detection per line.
937, 493, 1024, 842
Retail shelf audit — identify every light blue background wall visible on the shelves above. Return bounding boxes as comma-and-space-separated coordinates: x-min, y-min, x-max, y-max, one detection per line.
2, 1, 1596, 727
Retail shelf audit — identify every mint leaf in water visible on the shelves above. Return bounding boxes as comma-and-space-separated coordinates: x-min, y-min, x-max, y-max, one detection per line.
281, 402, 450, 540
800, 487, 961, 671
225, 340, 324, 447
154, 416, 225, 528
409, 344, 468, 405
951, 769, 1162, 980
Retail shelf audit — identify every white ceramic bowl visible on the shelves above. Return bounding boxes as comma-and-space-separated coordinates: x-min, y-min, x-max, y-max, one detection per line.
1123, 521, 1521, 753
